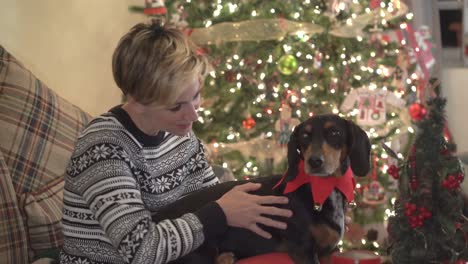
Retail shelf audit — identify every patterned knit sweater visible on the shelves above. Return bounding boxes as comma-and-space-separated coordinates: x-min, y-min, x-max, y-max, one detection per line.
60, 106, 227, 264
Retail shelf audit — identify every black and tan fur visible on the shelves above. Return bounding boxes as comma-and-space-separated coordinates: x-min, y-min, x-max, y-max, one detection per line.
154, 114, 371, 264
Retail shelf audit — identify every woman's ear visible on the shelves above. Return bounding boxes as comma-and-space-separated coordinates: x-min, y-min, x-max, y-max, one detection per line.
285, 123, 303, 181
347, 120, 371, 177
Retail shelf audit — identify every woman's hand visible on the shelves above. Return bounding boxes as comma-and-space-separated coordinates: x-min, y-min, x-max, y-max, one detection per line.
216, 182, 293, 239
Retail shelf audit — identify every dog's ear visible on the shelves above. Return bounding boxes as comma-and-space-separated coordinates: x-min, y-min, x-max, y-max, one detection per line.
285, 123, 303, 181
346, 120, 371, 177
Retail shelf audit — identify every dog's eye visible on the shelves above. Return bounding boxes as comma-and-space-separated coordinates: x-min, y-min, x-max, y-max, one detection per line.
330, 130, 341, 137
326, 129, 343, 144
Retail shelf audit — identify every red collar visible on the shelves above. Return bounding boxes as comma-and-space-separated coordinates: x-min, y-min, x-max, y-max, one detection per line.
274, 160, 356, 208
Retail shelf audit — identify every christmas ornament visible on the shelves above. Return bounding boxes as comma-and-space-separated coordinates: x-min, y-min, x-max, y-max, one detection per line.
370, 0, 381, 10
313, 52, 322, 69
144, 0, 166, 15
277, 55, 298, 75
387, 164, 400, 179
363, 154, 386, 205
274, 105, 300, 146
329, 0, 352, 19
391, 52, 409, 90
340, 87, 405, 126
409, 103, 427, 121
414, 25, 436, 71
242, 116, 256, 130
362, 180, 386, 205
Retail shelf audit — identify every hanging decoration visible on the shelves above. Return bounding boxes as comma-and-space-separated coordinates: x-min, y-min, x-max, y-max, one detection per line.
242, 116, 256, 130
408, 102, 427, 121
144, 0, 167, 16
414, 25, 436, 72
274, 104, 301, 146
313, 51, 323, 69
277, 55, 298, 75
362, 154, 386, 205
329, 0, 353, 19
340, 86, 406, 127
391, 52, 409, 91
394, 23, 434, 101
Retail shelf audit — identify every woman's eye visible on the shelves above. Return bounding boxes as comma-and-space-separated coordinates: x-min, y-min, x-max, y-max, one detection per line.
168, 105, 182, 112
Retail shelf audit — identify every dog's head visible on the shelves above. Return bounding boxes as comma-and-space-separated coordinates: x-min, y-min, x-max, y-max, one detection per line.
286, 114, 371, 180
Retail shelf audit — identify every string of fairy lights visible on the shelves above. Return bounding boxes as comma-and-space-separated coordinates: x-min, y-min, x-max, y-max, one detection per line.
197, 0, 418, 162
188, 0, 428, 252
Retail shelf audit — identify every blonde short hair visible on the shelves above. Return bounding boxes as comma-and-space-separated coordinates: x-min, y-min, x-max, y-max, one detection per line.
112, 19, 210, 106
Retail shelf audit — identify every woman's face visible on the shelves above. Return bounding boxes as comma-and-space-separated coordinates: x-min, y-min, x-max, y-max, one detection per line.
148, 77, 201, 136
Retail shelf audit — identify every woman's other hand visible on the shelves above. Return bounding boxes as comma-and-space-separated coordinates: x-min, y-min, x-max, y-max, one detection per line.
216, 182, 293, 239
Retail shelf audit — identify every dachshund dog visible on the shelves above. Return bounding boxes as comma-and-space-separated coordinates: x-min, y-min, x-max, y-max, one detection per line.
153, 114, 371, 264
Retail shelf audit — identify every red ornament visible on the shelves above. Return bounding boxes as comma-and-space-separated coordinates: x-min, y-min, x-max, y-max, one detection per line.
387, 165, 400, 180
409, 103, 427, 121
370, 0, 381, 10
242, 117, 256, 130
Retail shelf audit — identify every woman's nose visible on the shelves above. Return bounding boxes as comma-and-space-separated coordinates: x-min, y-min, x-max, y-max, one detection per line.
184, 103, 198, 122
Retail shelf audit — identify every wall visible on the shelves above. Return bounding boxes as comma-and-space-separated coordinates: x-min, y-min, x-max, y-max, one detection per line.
0, 0, 143, 116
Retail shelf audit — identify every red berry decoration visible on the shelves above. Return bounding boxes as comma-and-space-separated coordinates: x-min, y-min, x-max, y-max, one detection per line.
441, 172, 464, 192
404, 202, 431, 228
409, 103, 427, 121
242, 117, 256, 130
387, 165, 400, 179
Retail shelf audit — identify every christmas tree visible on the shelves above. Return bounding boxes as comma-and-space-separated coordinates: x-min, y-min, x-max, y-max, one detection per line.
387, 80, 468, 263
131, 0, 437, 255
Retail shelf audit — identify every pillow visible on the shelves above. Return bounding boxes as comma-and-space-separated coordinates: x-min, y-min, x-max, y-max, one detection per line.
19, 176, 64, 252
0, 45, 92, 260
0, 151, 29, 263
0, 45, 91, 193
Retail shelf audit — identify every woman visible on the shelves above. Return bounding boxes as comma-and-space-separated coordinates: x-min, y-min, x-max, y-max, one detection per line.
60, 20, 292, 264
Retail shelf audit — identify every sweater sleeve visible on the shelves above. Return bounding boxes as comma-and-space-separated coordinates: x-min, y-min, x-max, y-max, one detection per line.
68, 140, 207, 264
195, 137, 220, 188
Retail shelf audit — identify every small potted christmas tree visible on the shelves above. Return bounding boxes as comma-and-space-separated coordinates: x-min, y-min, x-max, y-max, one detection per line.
386, 80, 468, 263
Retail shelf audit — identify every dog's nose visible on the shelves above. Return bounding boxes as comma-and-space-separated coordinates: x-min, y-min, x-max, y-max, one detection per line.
308, 156, 324, 169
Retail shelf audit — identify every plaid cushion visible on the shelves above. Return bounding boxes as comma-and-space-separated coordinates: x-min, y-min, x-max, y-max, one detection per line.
0, 151, 29, 263
0, 45, 91, 262
19, 176, 64, 252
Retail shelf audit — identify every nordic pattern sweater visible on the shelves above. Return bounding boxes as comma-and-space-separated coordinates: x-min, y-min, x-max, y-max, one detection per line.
60, 106, 226, 264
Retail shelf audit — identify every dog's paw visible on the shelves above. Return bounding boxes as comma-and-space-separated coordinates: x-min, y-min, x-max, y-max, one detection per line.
215, 252, 236, 264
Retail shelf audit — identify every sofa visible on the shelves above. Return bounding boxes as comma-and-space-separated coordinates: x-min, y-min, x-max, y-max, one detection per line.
0, 45, 91, 263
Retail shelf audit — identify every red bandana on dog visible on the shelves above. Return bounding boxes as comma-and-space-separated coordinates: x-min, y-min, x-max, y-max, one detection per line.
275, 160, 356, 209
